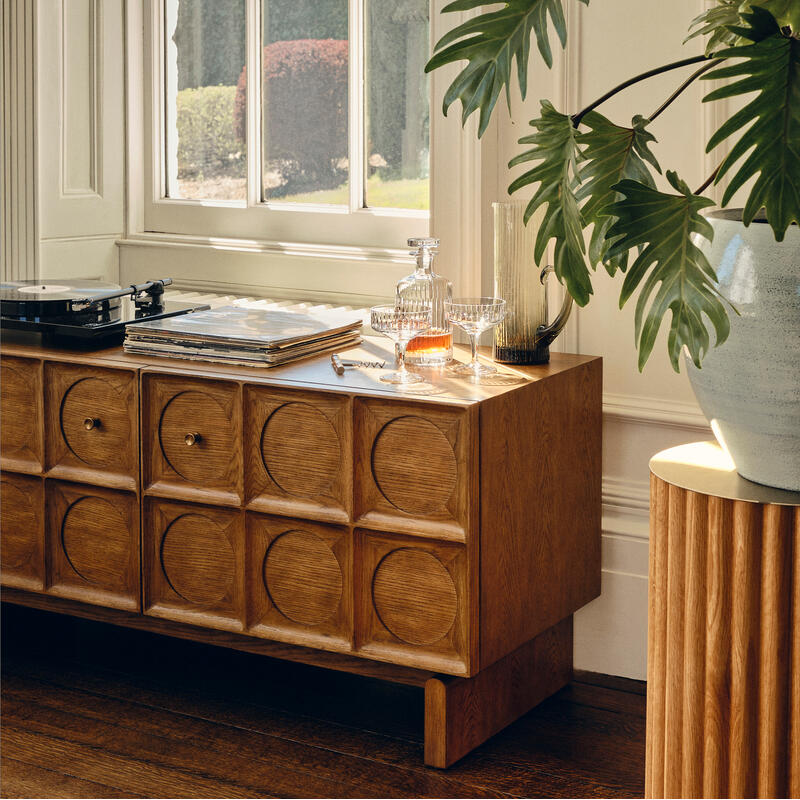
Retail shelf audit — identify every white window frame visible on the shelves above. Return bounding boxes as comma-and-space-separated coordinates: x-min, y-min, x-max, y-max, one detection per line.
121, 0, 486, 304
144, 0, 429, 248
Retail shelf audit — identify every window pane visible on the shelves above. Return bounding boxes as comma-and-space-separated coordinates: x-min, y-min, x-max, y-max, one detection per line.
164, 0, 246, 201
366, 0, 430, 210
261, 0, 349, 204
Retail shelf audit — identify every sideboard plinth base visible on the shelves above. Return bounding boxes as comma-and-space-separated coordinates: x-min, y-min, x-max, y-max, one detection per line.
424, 616, 573, 768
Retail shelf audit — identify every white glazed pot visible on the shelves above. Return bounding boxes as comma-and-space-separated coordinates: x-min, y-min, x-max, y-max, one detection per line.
686, 210, 800, 491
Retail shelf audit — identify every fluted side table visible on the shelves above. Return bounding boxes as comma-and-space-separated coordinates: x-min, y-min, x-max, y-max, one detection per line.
647, 442, 800, 799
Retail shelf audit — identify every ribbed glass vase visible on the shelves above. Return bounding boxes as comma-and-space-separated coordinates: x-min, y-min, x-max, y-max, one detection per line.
492, 201, 549, 364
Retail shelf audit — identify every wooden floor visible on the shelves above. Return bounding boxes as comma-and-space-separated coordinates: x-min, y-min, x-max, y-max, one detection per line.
1, 604, 645, 799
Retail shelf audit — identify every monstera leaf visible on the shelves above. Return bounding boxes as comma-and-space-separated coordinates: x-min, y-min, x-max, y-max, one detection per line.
576, 112, 661, 275
606, 172, 731, 372
425, 0, 589, 137
507, 100, 591, 304
703, 8, 800, 239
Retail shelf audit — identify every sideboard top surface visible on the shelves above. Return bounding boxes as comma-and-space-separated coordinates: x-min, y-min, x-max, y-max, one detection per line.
1, 336, 599, 407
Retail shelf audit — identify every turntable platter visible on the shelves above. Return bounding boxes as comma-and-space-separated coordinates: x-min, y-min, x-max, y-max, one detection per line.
0, 279, 122, 303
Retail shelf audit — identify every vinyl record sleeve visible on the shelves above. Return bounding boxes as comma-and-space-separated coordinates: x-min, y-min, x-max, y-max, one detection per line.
124, 305, 363, 349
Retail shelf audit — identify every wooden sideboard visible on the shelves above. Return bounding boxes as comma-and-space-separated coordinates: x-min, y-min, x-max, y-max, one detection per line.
0, 337, 601, 767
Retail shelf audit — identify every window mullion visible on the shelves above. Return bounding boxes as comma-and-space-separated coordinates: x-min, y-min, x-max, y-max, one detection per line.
246, 0, 262, 207
348, 0, 365, 212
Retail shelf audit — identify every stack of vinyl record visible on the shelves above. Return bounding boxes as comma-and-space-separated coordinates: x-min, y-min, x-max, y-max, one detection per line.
123, 305, 363, 367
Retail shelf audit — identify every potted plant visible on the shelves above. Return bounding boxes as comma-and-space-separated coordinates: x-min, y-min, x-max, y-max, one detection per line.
425, 0, 800, 491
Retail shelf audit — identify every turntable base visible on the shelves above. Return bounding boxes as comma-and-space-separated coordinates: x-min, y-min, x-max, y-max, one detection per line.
0, 339, 602, 767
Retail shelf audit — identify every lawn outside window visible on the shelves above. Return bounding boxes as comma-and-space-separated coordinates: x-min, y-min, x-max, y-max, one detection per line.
144, 0, 430, 250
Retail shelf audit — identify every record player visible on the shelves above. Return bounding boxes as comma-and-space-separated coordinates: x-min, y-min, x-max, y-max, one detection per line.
0, 278, 209, 346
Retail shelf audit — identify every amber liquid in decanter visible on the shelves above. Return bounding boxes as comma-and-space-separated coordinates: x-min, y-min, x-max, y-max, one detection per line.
396, 237, 453, 366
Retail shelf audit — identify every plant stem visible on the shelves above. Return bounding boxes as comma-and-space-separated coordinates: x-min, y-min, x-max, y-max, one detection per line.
695, 164, 721, 195
648, 59, 722, 123
571, 54, 711, 128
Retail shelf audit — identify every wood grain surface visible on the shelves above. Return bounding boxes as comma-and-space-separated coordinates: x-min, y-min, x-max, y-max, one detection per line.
143, 374, 242, 507
143, 499, 245, 632
244, 386, 351, 524
246, 513, 352, 652
0, 472, 44, 591
1, 603, 647, 798
1, 341, 603, 770
0, 356, 43, 473
477, 358, 602, 668
45, 481, 140, 612
353, 398, 475, 542
357, 531, 473, 675
372, 548, 458, 646
44, 363, 138, 491
647, 474, 800, 798
424, 616, 573, 768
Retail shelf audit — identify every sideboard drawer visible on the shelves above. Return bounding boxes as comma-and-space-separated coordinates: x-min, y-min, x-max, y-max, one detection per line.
0, 357, 43, 473
354, 399, 476, 540
143, 374, 242, 506
246, 513, 352, 652
0, 472, 44, 591
45, 480, 140, 611
44, 363, 138, 490
244, 386, 351, 523
356, 530, 474, 675
143, 498, 245, 632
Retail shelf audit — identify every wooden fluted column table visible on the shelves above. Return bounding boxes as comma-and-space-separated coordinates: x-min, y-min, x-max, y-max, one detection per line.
647, 442, 800, 799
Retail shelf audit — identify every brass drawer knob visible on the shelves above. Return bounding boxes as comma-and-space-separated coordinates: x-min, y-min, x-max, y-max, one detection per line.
83, 417, 100, 431
184, 432, 202, 446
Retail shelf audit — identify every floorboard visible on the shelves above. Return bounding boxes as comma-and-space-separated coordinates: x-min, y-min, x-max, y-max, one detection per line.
1, 604, 645, 799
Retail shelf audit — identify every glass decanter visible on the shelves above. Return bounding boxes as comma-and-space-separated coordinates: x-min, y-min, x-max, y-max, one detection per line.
395, 237, 453, 366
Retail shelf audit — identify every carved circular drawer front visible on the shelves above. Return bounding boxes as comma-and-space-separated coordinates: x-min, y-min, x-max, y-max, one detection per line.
1, 361, 38, 458
60, 377, 131, 467
264, 529, 342, 625
261, 403, 340, 498
159, 391, 235, 484
61, 496, 130, 588
371, 416, 457, 515
160, 513, 235, 605
0, 478, 38, 569
372, 547, 458, 646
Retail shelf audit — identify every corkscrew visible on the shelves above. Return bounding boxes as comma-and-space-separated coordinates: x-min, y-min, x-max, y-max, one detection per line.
330, 353, 386, 375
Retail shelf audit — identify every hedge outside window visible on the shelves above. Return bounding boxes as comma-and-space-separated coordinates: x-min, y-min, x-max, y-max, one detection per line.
163, 0, 429, 212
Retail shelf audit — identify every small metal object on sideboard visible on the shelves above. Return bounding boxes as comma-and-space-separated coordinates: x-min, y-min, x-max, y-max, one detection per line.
331, 353, 386, 375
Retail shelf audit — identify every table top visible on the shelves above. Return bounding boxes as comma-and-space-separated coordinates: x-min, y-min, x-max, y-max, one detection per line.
0, 333, 600, 407
650, 441, 800, 507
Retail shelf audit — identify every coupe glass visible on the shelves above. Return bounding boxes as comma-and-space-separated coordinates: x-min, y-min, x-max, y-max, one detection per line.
445, 297, 507, 378
370, 305, 432, 384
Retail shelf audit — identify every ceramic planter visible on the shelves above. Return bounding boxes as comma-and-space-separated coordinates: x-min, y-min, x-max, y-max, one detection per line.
686, 210, 800, 491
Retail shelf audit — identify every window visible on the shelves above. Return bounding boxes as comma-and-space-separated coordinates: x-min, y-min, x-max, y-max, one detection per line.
144, 0, 430, 248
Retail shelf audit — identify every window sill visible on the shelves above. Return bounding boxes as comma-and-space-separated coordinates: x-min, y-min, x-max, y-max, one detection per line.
117, 231, 410, 306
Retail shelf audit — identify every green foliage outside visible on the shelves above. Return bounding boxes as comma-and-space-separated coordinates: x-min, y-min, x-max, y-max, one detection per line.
176, 85, 243, 180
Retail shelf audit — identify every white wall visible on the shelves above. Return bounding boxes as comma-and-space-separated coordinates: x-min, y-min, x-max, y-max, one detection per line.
3, 0, 725, 680
474, 0, 720, 678
545, 0, 717, 678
